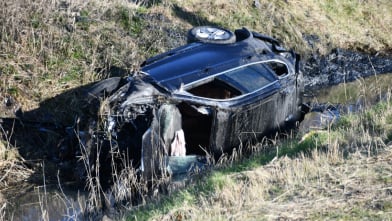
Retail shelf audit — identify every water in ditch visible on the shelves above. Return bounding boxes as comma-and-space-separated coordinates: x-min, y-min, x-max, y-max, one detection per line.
300, 73, 392, 132
3, 184, 87, 221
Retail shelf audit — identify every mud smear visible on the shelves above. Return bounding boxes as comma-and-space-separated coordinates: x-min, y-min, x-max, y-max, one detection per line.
303, 48, 392, 89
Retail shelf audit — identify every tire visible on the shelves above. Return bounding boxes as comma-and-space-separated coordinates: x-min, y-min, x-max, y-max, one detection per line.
187, 26, 236, 44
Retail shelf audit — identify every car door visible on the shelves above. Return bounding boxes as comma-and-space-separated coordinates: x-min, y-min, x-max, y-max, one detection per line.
220, 85, 280, 153
175, 62, 281, 156
265, 61, 298, 127
208, 63, 281, 154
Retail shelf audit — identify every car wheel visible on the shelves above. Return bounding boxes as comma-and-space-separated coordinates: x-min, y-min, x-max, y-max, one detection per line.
187, 26, 236, 44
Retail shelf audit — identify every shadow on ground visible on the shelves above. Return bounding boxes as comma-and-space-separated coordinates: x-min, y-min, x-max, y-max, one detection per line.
0, 66, 129, 185
172, 4, 221, 27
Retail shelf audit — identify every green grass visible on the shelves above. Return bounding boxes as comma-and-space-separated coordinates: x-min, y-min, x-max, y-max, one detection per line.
115, 6, 146, 36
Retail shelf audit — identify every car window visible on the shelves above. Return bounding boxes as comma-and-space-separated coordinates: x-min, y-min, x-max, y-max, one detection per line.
217, 63, 275, 93
187, 78, 242, 99
264, 61, 289, 77
186, 63, 275, 100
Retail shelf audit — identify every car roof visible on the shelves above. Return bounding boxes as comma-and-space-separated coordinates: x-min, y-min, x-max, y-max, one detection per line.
140, 30, 283, 92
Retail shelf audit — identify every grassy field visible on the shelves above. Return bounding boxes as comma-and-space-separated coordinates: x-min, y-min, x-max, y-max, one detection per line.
1, 0, 392, 220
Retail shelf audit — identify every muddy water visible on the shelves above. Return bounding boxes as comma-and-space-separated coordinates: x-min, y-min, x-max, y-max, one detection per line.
300, 73, 392, 132
306, 73, 392, 105
4, 73, 392, 220
4, 185, 87, 221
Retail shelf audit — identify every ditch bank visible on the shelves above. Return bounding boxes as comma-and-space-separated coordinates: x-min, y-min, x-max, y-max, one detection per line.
303, 48, 392, 89
1, 49, 392, 220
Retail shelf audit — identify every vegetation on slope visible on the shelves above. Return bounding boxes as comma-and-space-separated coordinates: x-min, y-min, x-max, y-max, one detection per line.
0, 0, 392, 219
0, 0, 390, 117
1, 0, 391, 119
131, 144, 392, 220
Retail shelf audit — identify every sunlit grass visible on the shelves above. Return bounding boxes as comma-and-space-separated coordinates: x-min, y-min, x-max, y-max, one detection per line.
1, 0, 391, 117
128, 96, 392, 220
175, 0, 392, 55
309, 74, 392, 104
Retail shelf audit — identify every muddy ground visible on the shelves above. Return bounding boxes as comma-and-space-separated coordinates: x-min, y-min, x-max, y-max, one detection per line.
303, 48, 392, 89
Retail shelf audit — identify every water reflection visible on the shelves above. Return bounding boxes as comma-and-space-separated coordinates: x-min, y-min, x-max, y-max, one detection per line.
300, 73, 392, 132
306, 73, 392, 105
6, 185, 87, 221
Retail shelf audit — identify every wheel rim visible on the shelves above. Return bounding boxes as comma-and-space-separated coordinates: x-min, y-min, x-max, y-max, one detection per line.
195, 27, 229, 40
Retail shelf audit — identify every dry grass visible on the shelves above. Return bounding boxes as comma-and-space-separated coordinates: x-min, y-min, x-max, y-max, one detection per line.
0, 125, 33, 189
310, 74, 392, 105
0, 202, 6, 221
146, 147, 392, 220
175, 0, 392, 55
288, 0, 392, 54
0, 0, 392, 219
133, 129, 392, 220
0, 0, 164, 117
128, 90, 392, 220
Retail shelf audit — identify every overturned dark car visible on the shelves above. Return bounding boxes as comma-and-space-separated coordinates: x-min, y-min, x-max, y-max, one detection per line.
81, 26, 303, 180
